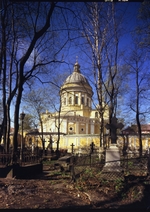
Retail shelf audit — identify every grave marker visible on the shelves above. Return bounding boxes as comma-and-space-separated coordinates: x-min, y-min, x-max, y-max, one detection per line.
90, 142, 95, 154
105, 116, 124, 144
70, 143, 75, 154
103, 116, 124, 173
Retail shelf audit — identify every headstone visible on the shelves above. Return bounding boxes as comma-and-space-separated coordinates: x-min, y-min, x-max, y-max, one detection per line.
103, 116, 124, 172
102, 144, 121, 172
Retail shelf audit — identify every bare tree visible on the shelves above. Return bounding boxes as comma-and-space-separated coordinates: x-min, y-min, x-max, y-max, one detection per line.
0, 1, 75, 156
80, 2, 126, 147
126, 38, 150, 156
137, 1, 150, 52
23, 88, 48, 152
0, 1, 20, 151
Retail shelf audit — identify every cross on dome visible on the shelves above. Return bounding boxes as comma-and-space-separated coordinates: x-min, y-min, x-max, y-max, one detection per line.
74, 56, 80, 73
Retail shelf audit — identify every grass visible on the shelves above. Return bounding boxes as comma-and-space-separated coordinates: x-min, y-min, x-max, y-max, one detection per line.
114, 178, 124, 193
42, 160, 56, 165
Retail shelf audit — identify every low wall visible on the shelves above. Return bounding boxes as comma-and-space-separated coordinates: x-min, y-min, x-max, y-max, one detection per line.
0, 163, 43, 179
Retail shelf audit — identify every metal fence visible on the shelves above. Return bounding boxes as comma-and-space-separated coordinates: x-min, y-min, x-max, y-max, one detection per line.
0, 152, 42, 166
0, 153, 12, 166
69, 153, 150, 183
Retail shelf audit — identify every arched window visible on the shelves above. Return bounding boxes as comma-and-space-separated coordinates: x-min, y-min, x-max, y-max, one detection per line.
75, 96, 78, 104
69, 97, 72, 104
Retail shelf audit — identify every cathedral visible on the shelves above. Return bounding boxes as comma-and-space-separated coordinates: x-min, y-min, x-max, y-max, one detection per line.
40, 61, 109, 153
9, 61, 150, 154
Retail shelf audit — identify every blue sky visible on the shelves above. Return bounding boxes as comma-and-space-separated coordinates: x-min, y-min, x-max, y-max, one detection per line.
10, 2, 148, 128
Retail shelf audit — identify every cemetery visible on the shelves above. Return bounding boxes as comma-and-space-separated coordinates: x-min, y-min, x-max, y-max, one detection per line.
0, 1, 150, 208
0, 120, 150, 209
1, 62, 150, 208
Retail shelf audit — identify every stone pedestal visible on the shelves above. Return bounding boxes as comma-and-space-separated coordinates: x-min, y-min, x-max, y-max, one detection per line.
103, 144, 121, 172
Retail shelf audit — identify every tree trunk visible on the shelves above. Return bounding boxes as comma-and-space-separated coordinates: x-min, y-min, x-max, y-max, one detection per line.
13, 84, 23, 153
6, 105, 10, 153
40, 118, 45, 156
136, 65, 142, 157
12, 2, 55, 156
136, 113, 142, 157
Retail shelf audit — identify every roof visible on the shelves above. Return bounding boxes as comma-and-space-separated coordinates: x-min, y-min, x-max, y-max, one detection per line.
26, 131, 66, 136
122, 124, 150, 135
63, 62, 91, 86
122, 126, 137, 135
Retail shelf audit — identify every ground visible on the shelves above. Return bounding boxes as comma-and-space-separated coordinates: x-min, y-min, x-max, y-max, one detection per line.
0, 164, 150, 209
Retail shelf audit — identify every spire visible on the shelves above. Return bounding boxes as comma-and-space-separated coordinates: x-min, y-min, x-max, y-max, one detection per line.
74, 56, 80, 73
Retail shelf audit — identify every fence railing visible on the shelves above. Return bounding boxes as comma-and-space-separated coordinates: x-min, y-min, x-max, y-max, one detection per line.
0, 153, 12, 165
0, 152, 42, 166
68, 153, 150, 182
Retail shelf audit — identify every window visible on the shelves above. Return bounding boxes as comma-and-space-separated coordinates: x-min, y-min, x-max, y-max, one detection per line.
64, 98, 66, 105
75, 96, 78, 104
69, 97, 72, 104
95, 112, 98, 118
81, 96, 84, 104
87, 98, 89, 106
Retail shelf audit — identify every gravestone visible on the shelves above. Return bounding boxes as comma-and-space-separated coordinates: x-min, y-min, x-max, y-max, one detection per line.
103, 116, 124, 172
102, 145, 121, 172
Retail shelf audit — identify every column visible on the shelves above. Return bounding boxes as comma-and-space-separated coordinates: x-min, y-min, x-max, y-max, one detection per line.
76, 121, 79, 134
87, 137, 91, 147
79, 92, 81, 105
66, 93, 68, 106
63, 119, 67, 134
90, 121, 94, 134
134, 136, 136, 149
145, 138, 148, 150
86, 121, 88, 134
129, 136, 131, 147
85, 93, 87, 106
72, 92, 75, 105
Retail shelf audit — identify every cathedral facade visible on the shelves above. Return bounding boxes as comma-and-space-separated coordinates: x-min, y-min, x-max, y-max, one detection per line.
40, 61, 109, 153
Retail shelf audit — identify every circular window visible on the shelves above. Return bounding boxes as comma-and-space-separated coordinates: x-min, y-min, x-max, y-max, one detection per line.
81, 128, 84, 131
70, 127, 73, 131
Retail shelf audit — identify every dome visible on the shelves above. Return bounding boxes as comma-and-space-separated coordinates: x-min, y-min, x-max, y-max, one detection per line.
60, 61, 93, 114
63, 62, 90, 86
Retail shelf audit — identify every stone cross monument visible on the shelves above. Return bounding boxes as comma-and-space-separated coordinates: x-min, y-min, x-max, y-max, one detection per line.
103, 116, 124, 173
105, 116, 124, 144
